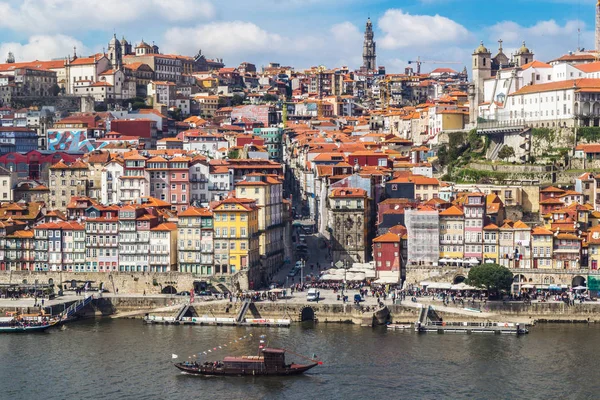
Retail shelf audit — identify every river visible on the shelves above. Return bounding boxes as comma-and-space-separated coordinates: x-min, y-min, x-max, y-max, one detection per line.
1, 319, 598, 399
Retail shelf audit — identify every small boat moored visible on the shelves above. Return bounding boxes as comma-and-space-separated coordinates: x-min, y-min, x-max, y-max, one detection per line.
387, 324, 412, 330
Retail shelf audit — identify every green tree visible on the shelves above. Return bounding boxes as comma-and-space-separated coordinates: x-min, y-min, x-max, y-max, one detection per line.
262, 94, 278, 102
51, 84, 61, 96
467, 129, 482, 151
498, 145, 515, 160
231, 94, 245, 106
437, 145, 448, 165
467, 263, 513, 295
169, 108, 183, 121
218, 97, 229, 107
228, 149, 240, 159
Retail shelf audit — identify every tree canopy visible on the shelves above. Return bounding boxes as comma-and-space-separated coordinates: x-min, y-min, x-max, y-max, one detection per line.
498, 145, 515, 160
467, 263, 513, 294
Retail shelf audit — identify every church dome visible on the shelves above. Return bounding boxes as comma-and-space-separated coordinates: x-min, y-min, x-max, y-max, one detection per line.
121, 36, 129, 46
474, 41, 489, 54
518, 41, 530, 54
136, 40, 152, 49
109, 33, 120, 46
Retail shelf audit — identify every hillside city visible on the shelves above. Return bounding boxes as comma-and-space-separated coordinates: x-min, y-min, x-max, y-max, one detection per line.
4, 12, 600, 295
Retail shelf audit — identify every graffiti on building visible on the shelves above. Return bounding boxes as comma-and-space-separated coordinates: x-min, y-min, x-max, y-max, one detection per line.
47, 130, 107, 152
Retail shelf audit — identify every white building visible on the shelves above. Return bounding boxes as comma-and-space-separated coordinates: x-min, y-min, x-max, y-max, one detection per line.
101, 159, 124, 205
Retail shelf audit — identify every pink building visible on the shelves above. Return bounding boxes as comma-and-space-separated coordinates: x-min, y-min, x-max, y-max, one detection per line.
463, 193, 486, 262
147, 155, 191, 212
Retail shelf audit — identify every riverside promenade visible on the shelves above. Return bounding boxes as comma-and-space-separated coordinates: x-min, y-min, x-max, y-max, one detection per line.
2, 288, 596, 325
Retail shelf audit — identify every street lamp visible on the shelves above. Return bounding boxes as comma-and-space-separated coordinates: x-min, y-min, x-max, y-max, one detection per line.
301, 258, 305, 287
342, 259, 347, 297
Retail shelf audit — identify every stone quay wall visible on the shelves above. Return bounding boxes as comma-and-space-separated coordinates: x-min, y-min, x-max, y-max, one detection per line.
0, 271, 201, 294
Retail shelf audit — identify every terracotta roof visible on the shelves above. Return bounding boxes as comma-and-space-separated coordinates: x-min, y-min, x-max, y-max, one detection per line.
510, 79, 600, 96
532, 226, 553, 235
521, 60, 551, 70
512, 220, 530, 229
329, 188, 367, 198
373, 232, 400, 242
539, 198, 565, 205
575, 144, 600, 153
178, 207, 212, 217
540, 186, 564, 193
483, 223, 499, 230
439, 205, 464, 216
151, 222, 177, 231
555, 233, 581, 240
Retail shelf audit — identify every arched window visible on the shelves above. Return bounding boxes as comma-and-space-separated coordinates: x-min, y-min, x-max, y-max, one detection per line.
346, 235, 353, 246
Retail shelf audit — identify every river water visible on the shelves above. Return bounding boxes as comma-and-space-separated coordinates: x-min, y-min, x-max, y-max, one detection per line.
1, 319, 598, 399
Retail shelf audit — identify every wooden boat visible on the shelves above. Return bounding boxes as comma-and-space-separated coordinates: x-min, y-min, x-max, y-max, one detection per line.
0, 312, 58, 333
0, 322, 57, 333
175, 348, 319, 376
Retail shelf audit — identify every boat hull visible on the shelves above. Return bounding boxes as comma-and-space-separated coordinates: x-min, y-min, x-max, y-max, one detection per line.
175, 362, 318, 376
0, 323, 56, 333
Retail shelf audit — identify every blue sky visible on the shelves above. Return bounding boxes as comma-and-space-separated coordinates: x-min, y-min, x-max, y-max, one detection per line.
0, 0, 597, 73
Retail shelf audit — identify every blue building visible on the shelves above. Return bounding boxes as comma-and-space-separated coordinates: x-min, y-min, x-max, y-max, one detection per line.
0, 128, 38, 154
253, 127, 283, 161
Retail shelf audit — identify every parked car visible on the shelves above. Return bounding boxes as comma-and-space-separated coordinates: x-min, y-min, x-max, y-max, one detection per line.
307, 288, 320, 302
176, 291, 190, 296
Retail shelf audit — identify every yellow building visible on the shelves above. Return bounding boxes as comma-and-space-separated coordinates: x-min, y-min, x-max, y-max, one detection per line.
235, 173, 284, 281
483, 223, 499, 263
439, 205, 464, 261
211, 197, 260, 287
532, 226, 553, 269
587, 225, 600, 271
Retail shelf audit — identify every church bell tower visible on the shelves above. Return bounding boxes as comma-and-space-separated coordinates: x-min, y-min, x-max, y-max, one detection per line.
362, 17, 376, 71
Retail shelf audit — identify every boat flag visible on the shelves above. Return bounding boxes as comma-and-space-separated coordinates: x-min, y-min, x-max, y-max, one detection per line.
172, 354, 178, 359
318, 361, 324, 365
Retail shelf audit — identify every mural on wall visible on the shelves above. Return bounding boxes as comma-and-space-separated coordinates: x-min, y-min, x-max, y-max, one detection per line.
47, 130, 107, 152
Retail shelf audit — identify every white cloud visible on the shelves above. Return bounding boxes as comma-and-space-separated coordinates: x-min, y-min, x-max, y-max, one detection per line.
485, 19, 590, 62
330, 22, 362, 44
164, 21, 285, 59
378, 9, 470, 49
0, 0, 215, 33
0, 35, 88, 62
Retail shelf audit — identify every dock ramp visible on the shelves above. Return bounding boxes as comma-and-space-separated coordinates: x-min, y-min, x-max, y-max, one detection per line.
236, 300, 251, 323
